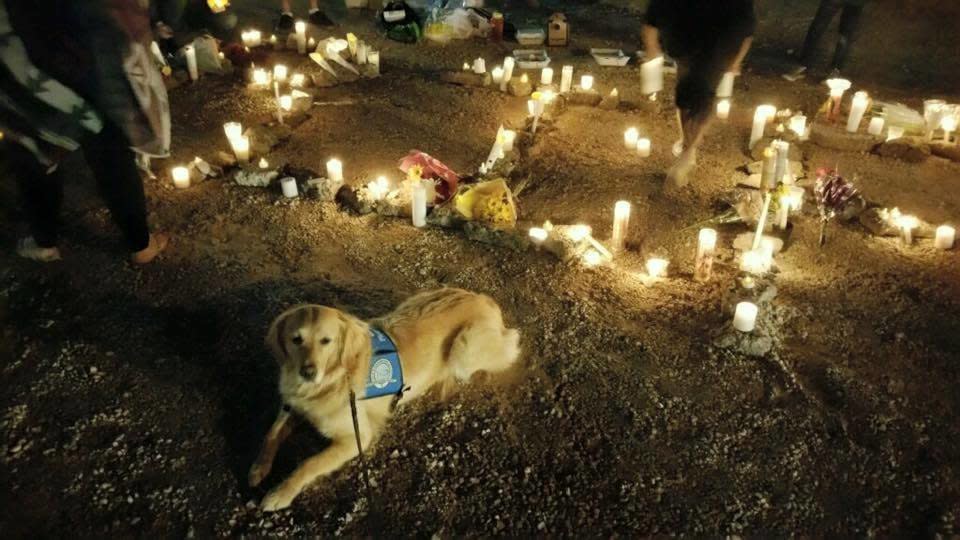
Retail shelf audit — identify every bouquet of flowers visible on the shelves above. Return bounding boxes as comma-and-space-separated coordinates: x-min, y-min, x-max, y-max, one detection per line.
814, 168, 859, 246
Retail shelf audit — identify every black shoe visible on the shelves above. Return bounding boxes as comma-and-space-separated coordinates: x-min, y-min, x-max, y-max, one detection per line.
782, 65, 807, 82
308, 9, 334, 27
275, 11, 294, 33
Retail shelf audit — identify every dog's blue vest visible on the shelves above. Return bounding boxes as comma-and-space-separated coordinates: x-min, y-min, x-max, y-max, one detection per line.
362, 327, 405, 400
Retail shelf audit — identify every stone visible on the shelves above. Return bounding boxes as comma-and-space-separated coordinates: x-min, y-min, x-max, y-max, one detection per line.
234, 167, 278, 187
335, 185, 373, 214
189, 157, 222, 179
508, 77, 533, 97
426, 201, 467, 229
290, 90, 312, 113
737, 173, 762, 189
214, 151, 237, 168
874, 137, 930, 163
565, 89, 601, 107
311, 71, 338, 88
714, 330, 775, 357
244, 125, 291, 155
597, 91, 620, 111
360, 63, 380, 79
930, 142, 960, 163
440, 71, 490, 88
304, 177, 343, 202
808, 122, 879, 153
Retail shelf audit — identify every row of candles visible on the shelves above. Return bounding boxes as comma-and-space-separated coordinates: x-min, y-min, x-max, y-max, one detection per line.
467, 56, 601, 96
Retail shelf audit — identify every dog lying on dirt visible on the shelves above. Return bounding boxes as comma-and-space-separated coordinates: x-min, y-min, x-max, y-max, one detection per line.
249, 288, 521, 511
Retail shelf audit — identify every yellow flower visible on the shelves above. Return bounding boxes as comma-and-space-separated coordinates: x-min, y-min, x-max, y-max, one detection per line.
207, 0, 230, 13
407, 165, 423, 181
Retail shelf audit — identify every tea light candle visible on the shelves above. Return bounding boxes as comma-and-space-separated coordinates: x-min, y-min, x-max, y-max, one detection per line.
171, 166, 190, 189
760, 147, 776, 191
896, 214, 918, 245
472, 58, 486, 74
750, 105, 776, 148
636, 137, 651, 157
610, 200, 631, 252
290, 73, 306, 87
733, 302, 758, 332
326, 159, 343, 182
279, 95, 292, 112
640, 56, 663, 96
540, 67, 553, 86
694, 228, 717, 282
716, 99, 731, 120
789, 114, 807, 138
624, 127, 639, 149
580, 74, 594, 92
273, 64, 288, 83
501, 56, 515, 92
867, 116, 885, 136
259, 158, 270, 169
412, 180, 427, 227
560, 65, 573, 93
645, 258, 669, 278
462, 62, 470, 71
184, 45, 198, 81
295, 21, 306, 54
529, 227, 548, 244
233, 136, 250, 163
886, 126, 904, 141
942, 115, 957, 143
502, 129, 516, 152
252, 67, 270, 86
491, 66, 504, 84
826, 78, 851, 119
280, 177, 299, 198
935, 225, 955, 249
846, 91, 869, 133
223, 122, 242, 143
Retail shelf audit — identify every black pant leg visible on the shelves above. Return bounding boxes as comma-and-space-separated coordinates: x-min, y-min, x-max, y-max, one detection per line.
6, 143, 63, 248
832, 4, 865, 70
800, 0, 842, 67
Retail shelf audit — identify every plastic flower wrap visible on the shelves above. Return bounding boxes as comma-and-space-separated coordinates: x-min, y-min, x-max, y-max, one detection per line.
398, 150, 459, 202
814, 168, 858, 246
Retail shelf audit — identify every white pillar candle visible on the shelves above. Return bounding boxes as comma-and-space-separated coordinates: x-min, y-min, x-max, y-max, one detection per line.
295, 21, 306, 54
867, 116, 885, 136
252, 68, 270, 86
716, 72, 735, 98
645, 258, 669, 278
491, 66, 504, 84
935, 225, 955, 249
412, 180, 427, 228
580, 74, 594, 92
472, 58, 486, 74
716, 99, 731, 120
290, 73, 306, 87
560, 65, 573, 93
942, 115, 957, 143
279, 95, 292, 111
273, 64, 288, 83
750, 105, 776, 149
501, 56, 515, 92
223, 122, 242, 142
789, 114, 807, 138
357, 42, 368, 65
529, 227, 548, 244
886, 126, 904, 142
280, 177, 299, 198
610, 200, 631, 252
760, 146, 776, 191
753, 192, 773, 250
846, 91, 869, 133
184, 45, 198, 81
772, 140, 789, 186
694, 228, 717, 282
896, 214, 918, 245
777, 198, 790, 230
636, 138, 651, 157
171, 166, 190, 189
234, 136, 250, 163
326, 159, 343, 182
368, 51, 380, 73
502, 130, 516, 152
640, 56, 663, 96
540, 67, 553, 86
624, 127, 639, 149
733, 302, 758, 332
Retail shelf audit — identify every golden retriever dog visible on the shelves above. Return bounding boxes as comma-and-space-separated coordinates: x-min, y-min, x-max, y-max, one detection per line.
250, 288, 520, 511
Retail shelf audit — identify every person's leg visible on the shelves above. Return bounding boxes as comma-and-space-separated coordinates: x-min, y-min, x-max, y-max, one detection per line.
307, 0, 334, 26
799, 0, 842, 68
7, 143, 64, 259
667, 65, 714, 189
831, 3, 865, 71
276, 0, 295, 32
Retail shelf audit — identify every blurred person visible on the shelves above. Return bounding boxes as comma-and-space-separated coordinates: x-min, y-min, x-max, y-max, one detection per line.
641, 0, 756, 191
0, 0, 170, 264
275, 0, 333, 33
783, 0, 870, 81
152, 0, 238, 54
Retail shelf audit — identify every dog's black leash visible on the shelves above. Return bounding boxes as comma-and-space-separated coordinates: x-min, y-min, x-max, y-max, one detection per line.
348, 386, 409, 508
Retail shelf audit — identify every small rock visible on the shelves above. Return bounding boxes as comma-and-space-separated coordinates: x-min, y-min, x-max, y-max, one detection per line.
930, 141, 960, 163
874, 136, 931, 163
809, 122, 879, 153
565, 88, 602, 107
508, 77, 533, 97
440, 71, 490, 88
234, 167, 279, 187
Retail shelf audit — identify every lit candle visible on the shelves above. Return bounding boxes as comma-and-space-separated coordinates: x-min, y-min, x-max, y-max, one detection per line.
896, 214, 919, 245
184, 45, 198, 81
694, 228, 717, 282
750, 105, 776, 148
645, 258, 669, 278
640, 56, 663, 96
942, 115, 957, 143
412, 180, 427, 228
772, 139, 789, 187
368, 51, 380, 72
540, 67, 553, 86
520, 73, 528, 84
270, 34, 278, 50
279, 95, 292, 111
223, 122, 242, 142
326, 159, 343, 182
280, 177, 299, 198
636, 138, 651, 157
566, 224, 591, 242
583, 250, 603, 267
846, 91, 869, 133
826, 78, 851, 120
610, 200, 631, 252
234, 136, 250, 163
502, 129, 516, 152
733, 302, 758, 332
251, 30, 263, 47
501, 56, 515, 92
886, 126, 904, 142
935, 225, 955, 249
760, 147, 776, 191
273, 64, 288, 83
740, 248, 769, 275
580, 74, 594, 92
867, 116, 885, 136
290, 73, 306, 87
252, 68, 270, 86
171, 166, 190, 189
472, 58, 486, 75
787, 185, 805, 212
529, 227, 548, 244
462, 62, 470, 71
624, 127, 639, 149
753, 192, 773, 250
716, 99, 731, 120
295, 21, 307, 54
789, 114, 807, 138
491, 66, 504, 84
716, 72, 735, 98
259, 158, 269, 169
560, 65, 573, 93
357, 42, 368, 65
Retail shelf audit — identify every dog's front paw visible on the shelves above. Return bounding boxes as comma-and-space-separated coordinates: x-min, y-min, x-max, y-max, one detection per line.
261, 486, 296, 512
248, 462, 270, 487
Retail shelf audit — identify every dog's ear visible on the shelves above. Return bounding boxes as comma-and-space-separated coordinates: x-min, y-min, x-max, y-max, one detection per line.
336, 313, 369, 375
266, 306, 305, 364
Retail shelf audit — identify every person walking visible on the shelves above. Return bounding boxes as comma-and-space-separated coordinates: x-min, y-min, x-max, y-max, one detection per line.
783, 0, 870, 81
1, 0, 170, 264
641, 0, 756, 191
275, 0, 334, 33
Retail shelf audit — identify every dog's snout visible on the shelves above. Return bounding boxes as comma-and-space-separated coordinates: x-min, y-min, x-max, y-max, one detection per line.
299, 363, 317, 380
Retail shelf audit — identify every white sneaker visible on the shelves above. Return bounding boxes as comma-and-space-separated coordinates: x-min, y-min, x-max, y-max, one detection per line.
16, 237, 61, 262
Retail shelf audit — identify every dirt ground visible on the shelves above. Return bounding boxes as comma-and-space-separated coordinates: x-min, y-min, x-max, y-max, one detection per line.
2, 0, 960, 537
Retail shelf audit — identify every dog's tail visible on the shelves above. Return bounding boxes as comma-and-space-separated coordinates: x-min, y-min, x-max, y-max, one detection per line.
449, 324, 521, 381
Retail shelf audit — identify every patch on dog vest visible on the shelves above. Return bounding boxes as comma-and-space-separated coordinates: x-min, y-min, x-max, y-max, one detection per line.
363, 328, 404, 399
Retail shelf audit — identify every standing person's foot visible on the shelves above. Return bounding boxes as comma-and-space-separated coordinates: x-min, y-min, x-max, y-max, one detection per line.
782, 65, 807, 82
130, 233, 170, 265
275, 11, 295, 33
16, 237, 61, 262
664, 149, 697, 192
308, 8, 334, 27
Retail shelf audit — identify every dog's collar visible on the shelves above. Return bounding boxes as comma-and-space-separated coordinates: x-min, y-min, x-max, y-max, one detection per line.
362, 327, 405, 400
